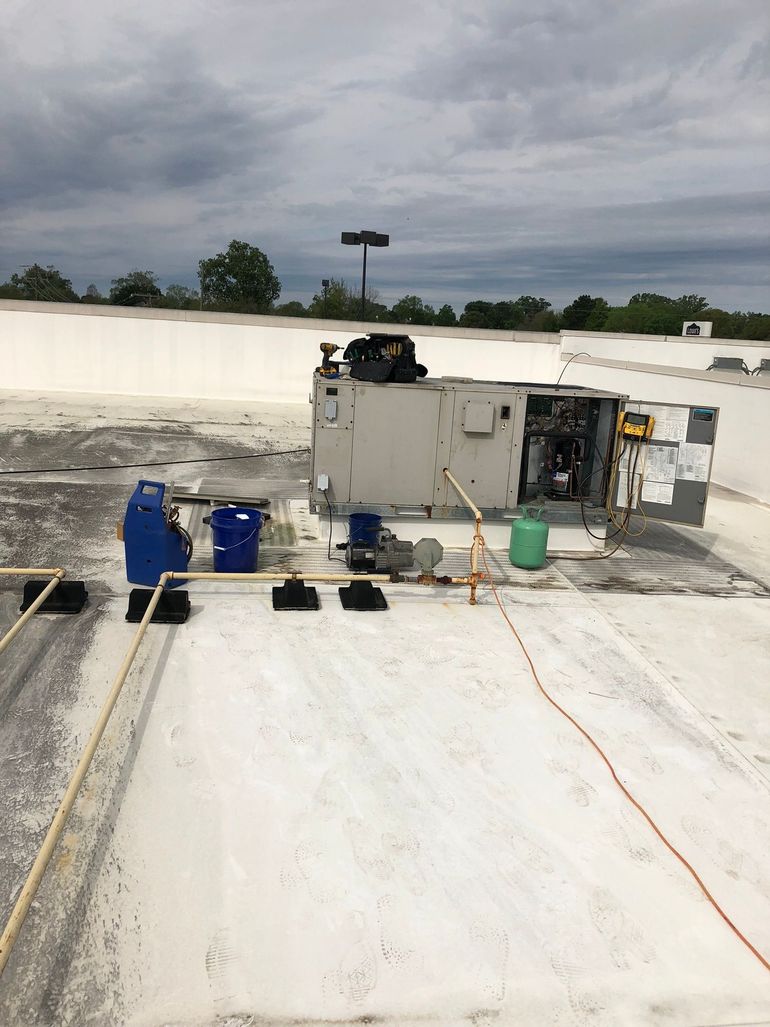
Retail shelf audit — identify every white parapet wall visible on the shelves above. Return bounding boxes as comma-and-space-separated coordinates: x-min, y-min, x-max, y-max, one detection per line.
2, 301, 769, 503
562, 329, 770, 373
0, 301, 560, 403
558, 330, 770, 503
559, 352, 770, 504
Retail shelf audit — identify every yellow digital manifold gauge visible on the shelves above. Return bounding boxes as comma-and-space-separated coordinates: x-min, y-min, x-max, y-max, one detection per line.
617, 411, 655, 441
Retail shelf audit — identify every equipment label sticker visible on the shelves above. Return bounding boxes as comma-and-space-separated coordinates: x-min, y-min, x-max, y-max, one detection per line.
642, 481, 674, 505
676, 442, 710, 482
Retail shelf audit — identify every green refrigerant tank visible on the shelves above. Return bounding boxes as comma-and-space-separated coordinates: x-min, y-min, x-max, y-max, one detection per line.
509, 505, 549, 569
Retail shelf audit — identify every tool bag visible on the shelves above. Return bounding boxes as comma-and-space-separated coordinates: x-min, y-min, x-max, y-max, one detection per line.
343, 334, 428, 383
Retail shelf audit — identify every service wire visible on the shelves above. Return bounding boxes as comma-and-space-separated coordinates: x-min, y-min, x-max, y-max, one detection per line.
322, 488, 346, 564
574, 443, 630, 545
479, 540, 770, 976
0, 447, 311, 476
558, 441, 640, 561
554, 351, 592, 388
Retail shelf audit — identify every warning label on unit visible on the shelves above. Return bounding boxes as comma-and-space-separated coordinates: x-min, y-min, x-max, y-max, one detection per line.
643, 404, 689, 443
641, 481, 674, 505
676, 442, 710, 482
645, 445, 677, 484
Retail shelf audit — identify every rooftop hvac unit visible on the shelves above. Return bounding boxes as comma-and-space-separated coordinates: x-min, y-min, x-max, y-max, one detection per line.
707, 356, 750, 374
310, 371, 720, 529
310, 375, 625, 517
682, 320, 712, 336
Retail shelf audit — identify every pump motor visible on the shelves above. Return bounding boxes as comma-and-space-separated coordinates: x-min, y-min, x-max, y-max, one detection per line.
345, 535, 414, 572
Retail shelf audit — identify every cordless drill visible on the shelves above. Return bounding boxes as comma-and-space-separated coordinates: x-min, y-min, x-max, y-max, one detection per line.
317, 342, 341, 376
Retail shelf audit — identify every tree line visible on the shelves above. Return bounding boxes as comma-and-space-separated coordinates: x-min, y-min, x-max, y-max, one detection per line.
2, 239, 768, 340
0, 240, 281, 314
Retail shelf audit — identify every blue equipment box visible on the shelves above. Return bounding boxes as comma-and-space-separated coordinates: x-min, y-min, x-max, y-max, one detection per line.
123, 480, 189, 587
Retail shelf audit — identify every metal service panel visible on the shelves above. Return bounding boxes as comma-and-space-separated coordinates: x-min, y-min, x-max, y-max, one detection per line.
349, 384, 442, 505
614, 401, 719, 527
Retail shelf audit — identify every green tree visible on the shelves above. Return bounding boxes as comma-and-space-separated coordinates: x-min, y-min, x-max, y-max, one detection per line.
8, 264, 79, 302
306, 278, 387, 320
307, 278, 357, 319
673, 294, 709, 315
459, 309, 490, 329
459, 296, 551, 330
740, 313, 770, 340
435, 303, 457, 326
645, 310, 679, 335
628, 292, 678, 307
489, 301, 518, 329
366, 301, 394, 322
459, 300, 494, 328
390, 295, 436, 324
527, 309, 561, 332
601, 306, 637, 333
511, 296, 551, 328
601, 293, 710, 335
110, 270, 162, 306
584, 300, 609, 331
82, 283, 106, 304
198, 239, 281, 313
700, 308, 737, 338
273, 300, 307, 318
561, 294, 608, 330
162, 283, 200, 309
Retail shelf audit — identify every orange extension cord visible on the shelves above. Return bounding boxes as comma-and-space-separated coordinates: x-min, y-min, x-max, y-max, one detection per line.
479, 541, 770, 976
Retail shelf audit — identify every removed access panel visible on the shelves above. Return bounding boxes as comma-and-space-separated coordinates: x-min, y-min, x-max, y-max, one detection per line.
613, 402, 719, 527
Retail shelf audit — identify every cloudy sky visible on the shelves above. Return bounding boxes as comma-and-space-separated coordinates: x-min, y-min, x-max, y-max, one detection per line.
1, 0, 768, 311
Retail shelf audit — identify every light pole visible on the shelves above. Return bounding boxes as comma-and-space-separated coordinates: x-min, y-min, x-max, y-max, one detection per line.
321, 278, 329, 318
341, 231, 389, 320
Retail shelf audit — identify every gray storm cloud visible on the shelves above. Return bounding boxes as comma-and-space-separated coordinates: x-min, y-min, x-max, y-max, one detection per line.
0, 0, 768, 310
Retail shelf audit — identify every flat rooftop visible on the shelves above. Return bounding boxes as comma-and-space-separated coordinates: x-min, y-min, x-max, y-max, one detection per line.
1, 389, 769, 1026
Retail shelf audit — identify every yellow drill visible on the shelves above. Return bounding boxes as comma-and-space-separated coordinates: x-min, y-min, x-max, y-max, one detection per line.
317, 342, 341, 376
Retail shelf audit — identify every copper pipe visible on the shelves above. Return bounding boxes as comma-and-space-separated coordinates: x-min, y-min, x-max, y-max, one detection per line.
166, 570, 393, 583
0, 573, 169, 976
442, 468, 483, 604
0, 568, 66, 656
0, 565, 473, 974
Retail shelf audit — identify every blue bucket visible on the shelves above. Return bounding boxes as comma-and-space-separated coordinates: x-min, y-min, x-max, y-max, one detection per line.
349, 512, 382, 544
210, 507, 263, 572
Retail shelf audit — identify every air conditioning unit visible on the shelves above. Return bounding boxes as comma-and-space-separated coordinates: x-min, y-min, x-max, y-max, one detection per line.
708, 356, 749, 373
683, 321, 712, 337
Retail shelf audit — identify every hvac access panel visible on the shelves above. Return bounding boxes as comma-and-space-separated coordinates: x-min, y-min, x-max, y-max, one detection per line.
433, 390, 519, 509
348, 384, 441, 505
613, 401, 719, 527
311, 383, 355, 504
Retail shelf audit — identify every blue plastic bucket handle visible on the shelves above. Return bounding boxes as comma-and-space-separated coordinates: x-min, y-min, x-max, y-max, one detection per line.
210, 507, 263, 572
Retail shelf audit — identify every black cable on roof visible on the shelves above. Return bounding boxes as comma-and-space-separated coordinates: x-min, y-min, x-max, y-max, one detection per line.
0, 447, 310, 476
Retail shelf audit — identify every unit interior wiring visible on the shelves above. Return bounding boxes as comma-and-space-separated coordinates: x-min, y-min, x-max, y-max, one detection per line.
518, 393, 653, 559
521, 396, 608, 505
561, 430, 651, 560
